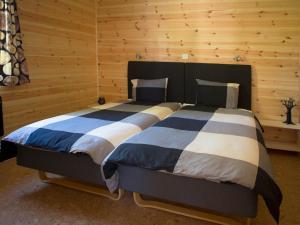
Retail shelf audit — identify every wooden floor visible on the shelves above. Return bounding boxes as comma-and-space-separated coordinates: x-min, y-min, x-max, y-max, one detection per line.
0, 150, 299, 225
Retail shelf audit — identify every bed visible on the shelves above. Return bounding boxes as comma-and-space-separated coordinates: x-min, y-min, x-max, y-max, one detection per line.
102, 62, 282, 224
1, 61, 281, 225
0, 61, 184, 199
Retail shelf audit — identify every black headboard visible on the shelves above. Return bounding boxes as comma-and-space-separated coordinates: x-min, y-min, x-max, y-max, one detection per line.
185, 63, 252, 110
128, 61, 185, 103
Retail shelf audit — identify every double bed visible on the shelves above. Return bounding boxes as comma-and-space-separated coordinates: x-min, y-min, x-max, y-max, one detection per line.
1, 61, 282, 225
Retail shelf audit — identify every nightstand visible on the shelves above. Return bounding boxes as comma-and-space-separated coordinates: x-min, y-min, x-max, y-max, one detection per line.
260, 119, 300, 152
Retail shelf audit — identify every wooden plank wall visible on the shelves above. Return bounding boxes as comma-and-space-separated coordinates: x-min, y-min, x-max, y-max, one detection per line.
1, 0, 299, 137
0, 0, 97, 133
97, 0, 300, 123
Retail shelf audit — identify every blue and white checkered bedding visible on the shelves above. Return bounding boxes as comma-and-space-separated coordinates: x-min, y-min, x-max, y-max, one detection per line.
3, 101, 181, 165
103, 105, 282, 223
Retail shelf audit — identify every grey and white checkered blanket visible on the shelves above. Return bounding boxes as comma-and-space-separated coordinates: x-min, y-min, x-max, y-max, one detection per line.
103, 105, 282, 223
3, 101, 180, 164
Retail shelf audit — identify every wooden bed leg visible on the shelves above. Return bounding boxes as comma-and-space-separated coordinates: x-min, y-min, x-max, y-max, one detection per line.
38, 171, 124, 201
38, 170, 49, 181
133, 192, 251, 225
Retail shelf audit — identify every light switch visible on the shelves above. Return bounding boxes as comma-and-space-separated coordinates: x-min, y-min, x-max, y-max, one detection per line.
181, 53, 189, 60
136, 53, 142, 60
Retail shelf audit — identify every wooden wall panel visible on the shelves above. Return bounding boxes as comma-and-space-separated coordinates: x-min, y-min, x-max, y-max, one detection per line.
97, 0, 300, 123
0, 0, 97, 133
1, 0, 299, 136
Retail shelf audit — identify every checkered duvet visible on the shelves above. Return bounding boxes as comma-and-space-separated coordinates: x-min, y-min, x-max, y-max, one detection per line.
103, 105, 282, 223
3, 101, 180, 165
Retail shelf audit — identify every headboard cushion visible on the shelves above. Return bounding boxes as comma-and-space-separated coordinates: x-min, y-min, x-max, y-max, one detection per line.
185, 63, 252, 110
128, 61, 185, 103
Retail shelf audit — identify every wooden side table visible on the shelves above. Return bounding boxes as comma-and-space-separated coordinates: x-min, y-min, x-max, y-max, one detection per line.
260, 119, 300, 152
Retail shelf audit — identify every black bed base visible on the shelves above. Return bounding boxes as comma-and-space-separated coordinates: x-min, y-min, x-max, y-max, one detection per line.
118, 165, 257, 218
16, 144, 257, 218
17, 144, 105, 185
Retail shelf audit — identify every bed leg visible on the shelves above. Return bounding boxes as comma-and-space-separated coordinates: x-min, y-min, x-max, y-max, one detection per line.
133, 192, 251, 225
38, 171, 124, 201
38, 170, 49, 181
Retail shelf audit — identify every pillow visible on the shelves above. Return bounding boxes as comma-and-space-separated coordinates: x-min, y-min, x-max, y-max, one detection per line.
195, 79, 239, 109
131, 78, 168, 102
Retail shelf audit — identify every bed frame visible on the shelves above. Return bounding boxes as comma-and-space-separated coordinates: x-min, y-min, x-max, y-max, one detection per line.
119, 165, 254, 225
16, 144, 124, 200
3, 61, 253, 225
121, 61, 254, 225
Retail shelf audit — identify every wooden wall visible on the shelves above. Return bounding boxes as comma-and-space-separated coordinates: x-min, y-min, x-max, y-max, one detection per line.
1, 0, 299, 135
97, 0, 300, 123
1, 0, 97, 133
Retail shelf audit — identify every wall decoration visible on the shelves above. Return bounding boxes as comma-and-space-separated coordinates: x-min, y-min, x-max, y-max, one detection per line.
98, 96, 106, 105
0, 0, 30, 86
281, 98, 296, 125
